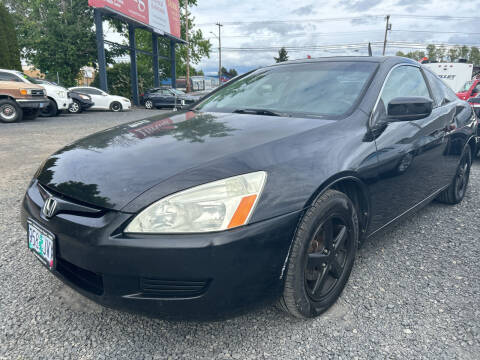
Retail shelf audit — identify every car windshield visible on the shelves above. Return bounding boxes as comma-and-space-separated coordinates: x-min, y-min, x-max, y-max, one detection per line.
460, 81, 473, 92
196, 61, 378, 118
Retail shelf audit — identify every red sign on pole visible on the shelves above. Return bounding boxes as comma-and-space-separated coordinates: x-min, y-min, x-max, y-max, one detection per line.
89, 0, 181, 39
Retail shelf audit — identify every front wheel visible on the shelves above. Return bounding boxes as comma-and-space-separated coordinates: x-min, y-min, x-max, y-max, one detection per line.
110, 101, 122, 112
40, 99, 58, 117
279, 190, 358, 318
68, 100, 82, 114
437, 148, 472, 204
0, 99, 22, 123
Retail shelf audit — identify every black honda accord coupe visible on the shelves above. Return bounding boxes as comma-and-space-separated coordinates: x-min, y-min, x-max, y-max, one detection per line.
22, 57, 477, 319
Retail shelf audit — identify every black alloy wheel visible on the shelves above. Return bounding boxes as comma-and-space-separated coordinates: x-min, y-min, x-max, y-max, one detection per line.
279, 189, 358, 318
110, 102, 122, 112
437, 148, 472, 204
305, 214, 352, 302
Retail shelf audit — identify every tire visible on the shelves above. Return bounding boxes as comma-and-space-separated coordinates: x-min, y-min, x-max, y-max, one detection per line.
0, 99, 22, 123
23, 109, 40, 120
437, 147, 472, 204
279, 189, 359, 318
68, 100, 82, 114
40, 99, 58, 117
145, 100, 153, 109
110, 101, 122, 112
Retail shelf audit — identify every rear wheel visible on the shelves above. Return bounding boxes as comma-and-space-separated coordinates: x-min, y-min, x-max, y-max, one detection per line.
40, 99, 58, 117
279, 190, 358, 318
110, 101, 122, 112
437, 148, 472, 204
68, 100, 82, 114
0, 99, 22, 123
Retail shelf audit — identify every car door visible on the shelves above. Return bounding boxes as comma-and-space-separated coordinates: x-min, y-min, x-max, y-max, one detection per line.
79, 88, 108, 109
367, 64, 456, 232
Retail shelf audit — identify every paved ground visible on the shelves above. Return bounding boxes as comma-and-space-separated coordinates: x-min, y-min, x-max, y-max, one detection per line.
1, 110, 479, 359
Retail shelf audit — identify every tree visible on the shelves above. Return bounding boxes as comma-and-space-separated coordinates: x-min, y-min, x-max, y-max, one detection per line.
2, 0, 106, 86
0, 3, 21, 70
274, 47, 289, 63
468, 47, 480, 66
426, 44, 437, 62
395, 50, 425, 61
221, 67, 238, 78
459, 45, 470, 60
448, 48, 459, 62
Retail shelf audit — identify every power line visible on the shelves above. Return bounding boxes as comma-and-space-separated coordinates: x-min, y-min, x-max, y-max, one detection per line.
197, 14, 477, 27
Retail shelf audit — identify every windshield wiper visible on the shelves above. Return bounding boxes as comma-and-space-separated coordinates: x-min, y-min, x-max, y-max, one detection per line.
233, 108, 283, 117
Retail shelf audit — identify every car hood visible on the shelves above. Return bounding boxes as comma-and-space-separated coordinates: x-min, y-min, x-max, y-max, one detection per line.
111, 95, 130, 102
41, 83, 68, 94
36, 111, 333, 211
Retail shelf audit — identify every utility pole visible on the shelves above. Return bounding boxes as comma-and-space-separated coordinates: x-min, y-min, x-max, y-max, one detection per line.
185, 0, 190, 93
383, 15, 391, 56
216, 22, 223, 83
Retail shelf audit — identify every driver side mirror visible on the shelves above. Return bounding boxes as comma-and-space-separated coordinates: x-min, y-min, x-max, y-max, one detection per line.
387, 97, 433, 122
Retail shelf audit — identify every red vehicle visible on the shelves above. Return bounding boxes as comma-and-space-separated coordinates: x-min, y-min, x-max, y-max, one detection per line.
457, 78, 480, 101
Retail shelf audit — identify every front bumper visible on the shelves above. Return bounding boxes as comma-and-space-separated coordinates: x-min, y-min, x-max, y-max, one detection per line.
121, 100, 132, 110
56, 98, 73, 111
17, 99, 50, 109
21, 180, 300, 319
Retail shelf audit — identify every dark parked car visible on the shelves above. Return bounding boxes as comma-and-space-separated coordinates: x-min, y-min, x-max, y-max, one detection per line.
22, 57, 477, 319
67, 91, 94, 114
142, 87, 199, 109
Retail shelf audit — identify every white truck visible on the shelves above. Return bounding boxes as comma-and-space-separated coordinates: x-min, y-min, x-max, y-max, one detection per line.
0, 69, 72, 117
423, 62, 473, 92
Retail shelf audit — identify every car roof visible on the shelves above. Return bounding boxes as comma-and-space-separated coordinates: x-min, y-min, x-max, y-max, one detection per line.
263, 56, 419, 68
0, 68, 22, 74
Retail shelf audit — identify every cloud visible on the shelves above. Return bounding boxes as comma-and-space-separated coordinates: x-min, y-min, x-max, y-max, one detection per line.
292, 5, 315, 16
338, 0, 383, 12
240, 22, 306, 36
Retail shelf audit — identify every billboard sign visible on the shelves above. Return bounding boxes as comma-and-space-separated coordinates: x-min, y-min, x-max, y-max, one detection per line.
89, 0, 181, 39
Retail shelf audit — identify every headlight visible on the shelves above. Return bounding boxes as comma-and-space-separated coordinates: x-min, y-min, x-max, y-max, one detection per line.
79, 94, 90, 100
124, 171, 267, 234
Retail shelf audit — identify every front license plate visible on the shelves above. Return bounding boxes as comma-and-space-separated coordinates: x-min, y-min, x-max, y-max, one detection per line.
39, 103, 45, 108
27, 220, 55, 270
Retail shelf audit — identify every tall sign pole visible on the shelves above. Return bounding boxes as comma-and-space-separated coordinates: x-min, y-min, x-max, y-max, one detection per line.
383, 15, 391, 56
216, 22, 223, 82
185, 0, 190, 92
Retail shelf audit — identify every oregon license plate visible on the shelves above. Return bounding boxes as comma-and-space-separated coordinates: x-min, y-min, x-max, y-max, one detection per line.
27, 220, 55, 270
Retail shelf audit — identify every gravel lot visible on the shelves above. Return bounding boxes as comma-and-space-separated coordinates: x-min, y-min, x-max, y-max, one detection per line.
1, 110, 479, 359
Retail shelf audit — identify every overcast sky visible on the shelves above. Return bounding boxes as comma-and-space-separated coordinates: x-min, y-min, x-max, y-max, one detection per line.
190, 0, 480, 75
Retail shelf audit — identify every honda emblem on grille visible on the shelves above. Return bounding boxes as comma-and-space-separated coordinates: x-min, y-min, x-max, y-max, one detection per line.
42, 197, 57, 218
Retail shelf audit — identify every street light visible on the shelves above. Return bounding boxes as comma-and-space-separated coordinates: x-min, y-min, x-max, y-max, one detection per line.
210, 24, 222, 84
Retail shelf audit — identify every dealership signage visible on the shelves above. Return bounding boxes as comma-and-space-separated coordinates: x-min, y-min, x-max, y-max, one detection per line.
88, 0, 181, 39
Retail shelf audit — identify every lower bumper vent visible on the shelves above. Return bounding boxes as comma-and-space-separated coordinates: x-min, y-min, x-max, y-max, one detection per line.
140, 278, 209, 298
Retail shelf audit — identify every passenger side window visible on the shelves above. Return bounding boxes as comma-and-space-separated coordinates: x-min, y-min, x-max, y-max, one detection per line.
423, 70, 444, 107
0, 72, 21, 82
380, 66, 431, 108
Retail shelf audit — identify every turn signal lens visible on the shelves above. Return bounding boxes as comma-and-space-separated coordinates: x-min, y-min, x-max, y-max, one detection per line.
20, 89, 28, 95
124, 172, 267, 234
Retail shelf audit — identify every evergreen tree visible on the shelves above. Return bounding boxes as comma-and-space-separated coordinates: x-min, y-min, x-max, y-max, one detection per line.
0, 3, 21, 70
274, 47, 289, 63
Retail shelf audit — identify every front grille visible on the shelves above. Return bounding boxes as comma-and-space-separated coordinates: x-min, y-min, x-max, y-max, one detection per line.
30, 89, 45, 97
140, 278, 209, 298
56, 257, 104, 295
